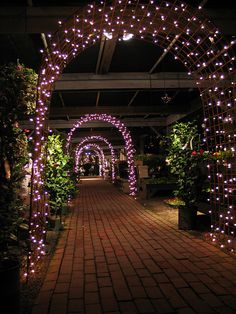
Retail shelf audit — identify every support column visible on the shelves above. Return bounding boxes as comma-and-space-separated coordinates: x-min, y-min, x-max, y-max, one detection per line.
139, 134, 148, 154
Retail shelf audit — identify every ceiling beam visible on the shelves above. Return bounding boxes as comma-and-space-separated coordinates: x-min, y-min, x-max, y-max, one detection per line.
95, 91, 101, 107
71, 136, 124, 144
58, 92, 70, 120
99, 36, 118, 73
150, 126, 160, 136
135, 35, 179, 107
54, 72, 197, 91
49, 105, 187, 118
0, 7, 235, 35
96, 35, 118, 74
149, 35, 180, 74
95, 36, 104, 107
72, 143, 123, 150
95, 34, 118, 106
128, 91, 139, 106
166, 114, 186, 126
96, 36, 106, 74
71, 130, 152, 142
19, 117, 167, 129
165, 97, 202, 125
58, 92, 65, 107
71, 130, 124, 141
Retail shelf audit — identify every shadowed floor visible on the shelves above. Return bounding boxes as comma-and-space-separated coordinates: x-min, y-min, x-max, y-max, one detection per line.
32, 179, 236, 314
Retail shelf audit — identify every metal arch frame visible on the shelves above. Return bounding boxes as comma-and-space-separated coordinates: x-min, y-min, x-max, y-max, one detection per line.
30, 0, 236, 273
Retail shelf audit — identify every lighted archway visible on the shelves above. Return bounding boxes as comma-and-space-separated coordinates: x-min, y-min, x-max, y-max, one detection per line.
79, 149, 104, 177
67, 114, 136, 195
74, 135, 116, 182
76, 147, 104, 176
30, 0, 236, 272
75, 144, 106, 177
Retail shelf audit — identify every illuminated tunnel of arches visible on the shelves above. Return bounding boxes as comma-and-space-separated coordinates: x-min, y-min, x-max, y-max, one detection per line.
74, 135, 116, 182
29, 0, 236, 272
75, 142, 107, 178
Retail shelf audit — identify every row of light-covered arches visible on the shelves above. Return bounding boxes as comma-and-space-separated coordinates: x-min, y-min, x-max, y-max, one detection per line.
75, 143, 106, 177
28, 0, 236, 274
74, 135, 116, 182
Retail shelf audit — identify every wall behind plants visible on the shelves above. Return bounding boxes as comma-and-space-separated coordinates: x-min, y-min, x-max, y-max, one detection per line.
44, 134, 77, 217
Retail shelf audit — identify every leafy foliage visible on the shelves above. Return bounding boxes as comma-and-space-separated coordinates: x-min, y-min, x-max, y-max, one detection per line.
45, 134, 77, 216
135, 153, 171, 179
135, 154, 166, 167
0, 128, 30, 261
0, 62, 36, 262
145, 177, 177, 185
164, 197, 185, 208
0, 62, 37, 120
167, 122, 205, 207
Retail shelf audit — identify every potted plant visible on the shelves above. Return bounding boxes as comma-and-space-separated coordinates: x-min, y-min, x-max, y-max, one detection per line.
0, 62, 37, 313
167, 121, 206, 230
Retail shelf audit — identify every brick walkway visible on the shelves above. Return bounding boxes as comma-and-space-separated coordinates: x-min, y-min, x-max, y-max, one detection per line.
33, 179, 236, 314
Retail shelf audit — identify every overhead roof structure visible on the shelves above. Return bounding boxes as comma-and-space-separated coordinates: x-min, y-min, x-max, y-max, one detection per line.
0, 0, 236, 152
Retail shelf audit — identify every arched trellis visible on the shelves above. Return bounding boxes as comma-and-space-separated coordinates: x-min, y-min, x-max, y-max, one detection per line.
75, 143, 106, 177
76, 146, 105, 177
66, 114, 136, 195
30, 0, 236, 274
74, 135, 116, 182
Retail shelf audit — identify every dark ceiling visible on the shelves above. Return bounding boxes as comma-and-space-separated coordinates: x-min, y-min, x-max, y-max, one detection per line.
0, 0, 236, 154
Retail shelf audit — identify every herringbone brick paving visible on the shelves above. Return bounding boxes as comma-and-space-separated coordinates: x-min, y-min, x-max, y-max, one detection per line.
32, 179, 236, 314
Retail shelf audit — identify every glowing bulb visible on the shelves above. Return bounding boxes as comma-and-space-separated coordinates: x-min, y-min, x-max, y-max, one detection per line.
122, 33, 133, 41
103, 32, 113, 39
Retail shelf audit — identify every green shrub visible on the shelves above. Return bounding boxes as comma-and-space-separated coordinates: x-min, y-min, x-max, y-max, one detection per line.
45, 134, 77, 216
